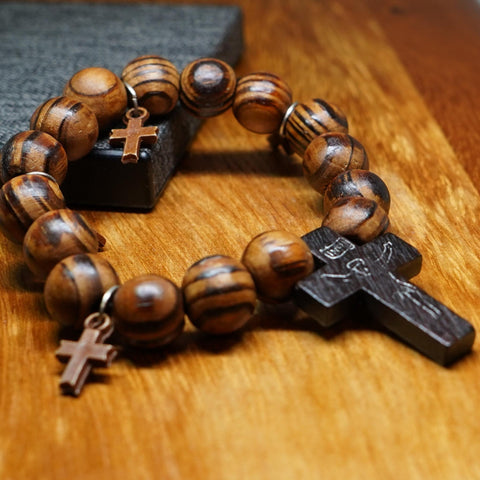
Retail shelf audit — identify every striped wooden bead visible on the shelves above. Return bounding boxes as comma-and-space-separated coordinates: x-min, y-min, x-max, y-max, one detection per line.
122, 55, 180, 116
283, 99, 349, 156
323, 169, 391, 214
303, 132, 369, 194
180, 58, 236, 117
242, 230, 314, 303
30, 96, 99, 162
0, 130, 68, 185
0, 173, 65, 244
64, 67, 127, 131
44, 254, 120, 329
182, 255, 257, 334
233, 72, 292, 134
322, 197, 389, 244
112, 274, 185, 348
23, 209, 104, 279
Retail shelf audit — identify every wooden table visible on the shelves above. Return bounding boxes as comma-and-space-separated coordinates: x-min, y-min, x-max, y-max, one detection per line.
1, 0, 480, 478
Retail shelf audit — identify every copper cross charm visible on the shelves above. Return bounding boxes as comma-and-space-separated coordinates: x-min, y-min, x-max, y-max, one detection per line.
55, 313, 117, 396
109, 107, 158, 164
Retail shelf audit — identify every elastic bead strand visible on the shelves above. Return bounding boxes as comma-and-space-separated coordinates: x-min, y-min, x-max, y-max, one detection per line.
233, 72, 293, 134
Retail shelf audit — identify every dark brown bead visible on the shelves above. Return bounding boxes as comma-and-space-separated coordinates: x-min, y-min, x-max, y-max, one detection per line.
323, 169, 391, 214
242, 230, 314, 303
0, 130, 68, 184
322, 197, 389, 244
0, 173, 65, 244
44, 254, 120, 329
182, 255, 257, 334
64, 67, 128, 131
284, 99, 348, 156
122, 55, 180, 116
180, 58, 236, 117
233, 72, 292, 134
30, 96, 99, 162
303, 132, 369, 194
112, 274, 184, 348
23, 209, 103, 279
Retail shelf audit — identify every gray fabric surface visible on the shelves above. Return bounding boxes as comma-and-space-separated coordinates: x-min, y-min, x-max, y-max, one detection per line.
0, 2, 242, 145
0, 2, 243, 209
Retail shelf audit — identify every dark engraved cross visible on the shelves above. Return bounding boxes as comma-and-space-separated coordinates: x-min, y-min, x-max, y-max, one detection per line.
56, 315, 117, 396
293, 227, 475, 365
109, 107, 158, 164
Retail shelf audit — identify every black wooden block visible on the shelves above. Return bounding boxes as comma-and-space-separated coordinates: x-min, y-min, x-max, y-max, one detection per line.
0, 2, 243, 210
294, 227, 475, 365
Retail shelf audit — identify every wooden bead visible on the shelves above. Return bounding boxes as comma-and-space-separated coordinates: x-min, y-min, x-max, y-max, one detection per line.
323, 169, 391, 214
44, 254, 120, 329
182, 255, 257, 334
303, 132, 369, 194
30, 96, 99, 162
0, 173, 65, 244
233, 72, 292, 134
63, 67, 127, 131
322, 197, 389, 244
23, 209, 103, 279
284, 99, 348, 156
180, 58, 236, 117
242, 230, 314, 303
0, 130, 68, 184
112, 274, 184, 348
122, 55, 180, 116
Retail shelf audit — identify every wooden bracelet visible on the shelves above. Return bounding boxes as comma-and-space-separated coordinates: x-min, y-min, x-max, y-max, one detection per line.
0, 55, 475, 396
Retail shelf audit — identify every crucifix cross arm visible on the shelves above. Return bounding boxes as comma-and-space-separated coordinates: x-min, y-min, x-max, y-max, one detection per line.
293, 227, 475, 365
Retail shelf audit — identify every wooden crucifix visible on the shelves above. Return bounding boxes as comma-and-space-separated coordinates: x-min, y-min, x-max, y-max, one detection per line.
109, 107, 158, 164
56, 315, 117, 396
293, 227, 475, 365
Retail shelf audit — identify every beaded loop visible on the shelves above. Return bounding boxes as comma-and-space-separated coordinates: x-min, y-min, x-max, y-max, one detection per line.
0, 173, 66, 244
303, 132, 369, 194
0, 55, 398, 389
233, 72, 292, 134
180, 57, 236, 117
44, 253, 120, 329
30, 96, 99, 162
284, 99, 349, 156
0, 130, 68, 185
182, 255, 257, 334
322, 197, 389, 244
112, 274, 185, 348
242, 230, 314, 303
63, 67, 127, 131
23, 209, 103, 279
122, 55, 180, 116
323, 169, 391, 215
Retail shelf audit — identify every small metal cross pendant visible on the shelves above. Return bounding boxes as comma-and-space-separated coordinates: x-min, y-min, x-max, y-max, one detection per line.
293, 227, 475, 365
109, 107, 159, 164
55, 313, 117, 396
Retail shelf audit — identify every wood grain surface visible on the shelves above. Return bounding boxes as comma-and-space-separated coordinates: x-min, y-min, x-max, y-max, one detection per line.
1, 0, 480, 479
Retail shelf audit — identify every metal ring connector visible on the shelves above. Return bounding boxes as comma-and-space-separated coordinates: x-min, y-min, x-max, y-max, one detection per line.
278, 102, 298, 138
123, 81, 140, 116
99, 285, 120, 316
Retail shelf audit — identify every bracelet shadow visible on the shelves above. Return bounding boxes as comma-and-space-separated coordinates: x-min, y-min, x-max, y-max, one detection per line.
180, 148, 303, 178
119, 300, 376, 369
